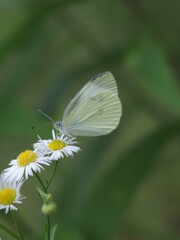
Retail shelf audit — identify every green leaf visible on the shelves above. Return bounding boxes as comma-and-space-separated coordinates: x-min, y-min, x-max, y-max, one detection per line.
50, 224, 58, 240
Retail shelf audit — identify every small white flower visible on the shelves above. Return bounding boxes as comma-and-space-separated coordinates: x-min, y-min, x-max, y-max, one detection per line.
4, 150, 51, 182
33, 130, 80, 161
0, 173, 24, 213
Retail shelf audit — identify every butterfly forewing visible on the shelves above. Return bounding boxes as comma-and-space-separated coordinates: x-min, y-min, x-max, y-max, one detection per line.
61, 72, 122, 136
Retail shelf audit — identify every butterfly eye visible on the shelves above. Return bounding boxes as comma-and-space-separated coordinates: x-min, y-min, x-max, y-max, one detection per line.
53, 122, 61, 130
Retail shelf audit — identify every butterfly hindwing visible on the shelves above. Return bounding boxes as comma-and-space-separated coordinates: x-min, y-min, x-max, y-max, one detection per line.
61, 72, 122, 136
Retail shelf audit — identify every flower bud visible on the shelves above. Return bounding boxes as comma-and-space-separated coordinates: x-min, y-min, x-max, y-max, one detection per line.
42, 202, 56, 215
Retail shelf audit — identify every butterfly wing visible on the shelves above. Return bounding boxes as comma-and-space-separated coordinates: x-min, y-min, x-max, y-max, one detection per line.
61, 71, 122, 136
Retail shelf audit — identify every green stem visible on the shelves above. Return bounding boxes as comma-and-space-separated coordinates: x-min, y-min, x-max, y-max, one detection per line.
45, 161, 59, 240
0, 222, 20, 240
34, 172, 47, 193
46, 215, 50, 240
46, 161, 58, 189
34, 172, 51, 239
11, 211, 24, 240
34, 164, 59, 240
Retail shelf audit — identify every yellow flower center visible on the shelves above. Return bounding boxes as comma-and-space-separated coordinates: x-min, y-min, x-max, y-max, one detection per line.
17, 150, 38, 167
0, 188, 16, 205
48, 140, 66, 151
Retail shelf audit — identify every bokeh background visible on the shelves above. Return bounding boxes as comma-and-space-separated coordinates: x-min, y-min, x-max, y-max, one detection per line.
0, 0, 180, 239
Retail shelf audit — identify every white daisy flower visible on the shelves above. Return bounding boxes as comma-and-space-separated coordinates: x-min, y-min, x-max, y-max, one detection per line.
33, 130, 80, 161
4, 150, 51, 182
0, 173, 24, 213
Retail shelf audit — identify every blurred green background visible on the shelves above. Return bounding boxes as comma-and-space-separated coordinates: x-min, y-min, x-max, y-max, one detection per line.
0, 0, 180, 239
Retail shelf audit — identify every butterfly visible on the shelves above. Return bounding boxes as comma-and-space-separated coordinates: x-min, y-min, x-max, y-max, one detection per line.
52, 71, 122, 137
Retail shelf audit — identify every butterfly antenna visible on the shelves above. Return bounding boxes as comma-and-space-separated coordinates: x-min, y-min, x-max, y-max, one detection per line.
30, 121, 52, 130
35, 107, 54, 122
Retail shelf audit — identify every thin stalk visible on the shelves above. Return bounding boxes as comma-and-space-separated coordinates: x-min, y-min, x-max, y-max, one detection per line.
34, 172, 51, 239
46, 161, 58, 189
0, 222, 20, 240
11, 211, 24, 240
34, 172, 47, 193
46, 215, 50, 240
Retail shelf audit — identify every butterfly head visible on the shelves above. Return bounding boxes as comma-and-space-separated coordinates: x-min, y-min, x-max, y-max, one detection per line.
53, 121, 62, 131
53, 121, 71, 136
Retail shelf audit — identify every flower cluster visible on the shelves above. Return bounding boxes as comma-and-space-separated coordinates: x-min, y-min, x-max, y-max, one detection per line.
0, 130, 80, 213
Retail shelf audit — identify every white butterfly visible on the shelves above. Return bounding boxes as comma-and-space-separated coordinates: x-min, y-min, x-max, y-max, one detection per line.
53, 71, 122, 137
